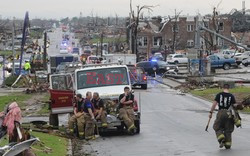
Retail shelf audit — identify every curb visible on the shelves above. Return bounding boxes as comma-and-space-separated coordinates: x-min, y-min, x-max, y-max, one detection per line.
188, 93, 213, 103
164, 77, 185, 85
153, 78, 174, 89
67, 139, 73, 156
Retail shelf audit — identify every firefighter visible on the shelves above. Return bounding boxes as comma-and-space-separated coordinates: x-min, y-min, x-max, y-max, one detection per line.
119, 87, 136, 134
92, 92, 107, 128
209, 84, 238, 149
68, 94, 85, 139
84, 92, 95, 140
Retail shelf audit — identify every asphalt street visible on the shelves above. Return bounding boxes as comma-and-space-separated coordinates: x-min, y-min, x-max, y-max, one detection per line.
86, 80, 250, 156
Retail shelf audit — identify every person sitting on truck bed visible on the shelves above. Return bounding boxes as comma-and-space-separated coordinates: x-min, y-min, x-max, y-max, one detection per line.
84, 92, 96, 140
119, 87, 136, 134
92, 92, 108, 128
68, 94, 85, 139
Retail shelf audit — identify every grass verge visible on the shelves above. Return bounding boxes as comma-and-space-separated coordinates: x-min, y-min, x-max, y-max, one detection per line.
190, 86, 250, 113
0, 93, 32, 111
0, 132, 68, 156
31, 131, 68, 156
190, 86, 250, 102
37, 93, 50, 115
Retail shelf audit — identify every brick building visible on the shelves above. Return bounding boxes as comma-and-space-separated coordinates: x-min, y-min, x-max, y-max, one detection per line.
137, 15, 233, 60
160, 16, 233, 50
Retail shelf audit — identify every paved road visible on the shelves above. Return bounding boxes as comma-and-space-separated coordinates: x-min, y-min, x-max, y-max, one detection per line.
85, 80, 250, 156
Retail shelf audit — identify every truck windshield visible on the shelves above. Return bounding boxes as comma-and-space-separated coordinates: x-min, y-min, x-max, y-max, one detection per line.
77, 67, 129, 89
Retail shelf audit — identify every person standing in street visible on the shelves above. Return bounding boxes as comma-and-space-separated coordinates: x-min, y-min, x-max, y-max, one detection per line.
24, 60, 31, 75
92, 92, 107, 128
209, 84, 239, 149
119, 87, 136, 134
68, 94, 85, 139
84, 91, 96, 140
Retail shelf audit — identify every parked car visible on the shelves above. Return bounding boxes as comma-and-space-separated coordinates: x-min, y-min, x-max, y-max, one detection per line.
136, 60, 178, 76
216, 50, 242, 58
207, 55, 237, 70
154, 52, 163, 57
86, 55, 100, 64
234, 51, 250, 65
56, 62, 82, 73
127, 65, 147, 89
149, 56, 163, 61
220, 50, 236, 57
242, 58, 250, 67
167, 54, 189, 64
72, 48, 80, 55
59, 49, 69, 54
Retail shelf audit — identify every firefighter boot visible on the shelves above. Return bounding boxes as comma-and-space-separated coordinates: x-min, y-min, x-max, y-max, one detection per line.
224, 142, 232, 149
217, 134, 225, 148
102, 123, 108, 128
128, 124, 136, 135
79, 132, 85, 140
67, 129, 74, 136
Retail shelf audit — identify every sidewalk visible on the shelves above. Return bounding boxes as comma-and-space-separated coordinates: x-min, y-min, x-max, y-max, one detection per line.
0, 88, 25, 93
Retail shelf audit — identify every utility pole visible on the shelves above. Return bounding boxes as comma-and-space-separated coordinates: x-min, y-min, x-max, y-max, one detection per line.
19, 12, 29, 75
243, 1, 246, 15
129, 13, 133, 52
2, 55, 5, 82
100, 32, 103, 57
12, 18, 15, 75
96, 42, 99, 56
43, 32, 47, 70
164, 45, 167, 61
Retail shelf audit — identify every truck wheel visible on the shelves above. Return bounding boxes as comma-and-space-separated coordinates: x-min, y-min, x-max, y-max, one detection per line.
174, 61, 179, 64
159, 69, 166, 75
117, 124, 125, 133
141, 84, 147, 89
49, 113, 59, 127
134, 120, 140, 134
223, 63, 230, 70
244, 63, 248, 67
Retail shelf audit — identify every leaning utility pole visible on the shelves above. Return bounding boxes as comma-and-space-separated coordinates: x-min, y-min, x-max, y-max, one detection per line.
19, 12, 29, 75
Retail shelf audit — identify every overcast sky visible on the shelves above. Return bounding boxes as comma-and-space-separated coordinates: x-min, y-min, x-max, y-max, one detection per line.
0, 0, 248, 19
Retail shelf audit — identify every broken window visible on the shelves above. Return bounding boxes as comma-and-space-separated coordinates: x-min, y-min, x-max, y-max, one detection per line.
143, 37, 148, 46
187, 40, 194, 47
218, 22, 224, 31
187, 24, 194, 32
153, 37, 162, 46
218, 38, 224, 46
138, 37, 148, 47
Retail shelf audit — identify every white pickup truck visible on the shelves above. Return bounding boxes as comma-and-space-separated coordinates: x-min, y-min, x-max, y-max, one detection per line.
49, 63, 141, 134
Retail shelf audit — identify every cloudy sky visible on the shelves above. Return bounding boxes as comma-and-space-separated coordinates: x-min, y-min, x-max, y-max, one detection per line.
0, 0, 248, 19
